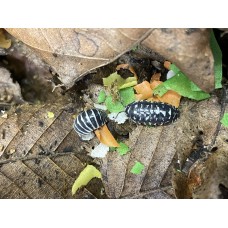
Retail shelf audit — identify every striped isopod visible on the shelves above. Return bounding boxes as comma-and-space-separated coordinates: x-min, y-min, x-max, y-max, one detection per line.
125, 101, 180, 126
73, 109, 107, 136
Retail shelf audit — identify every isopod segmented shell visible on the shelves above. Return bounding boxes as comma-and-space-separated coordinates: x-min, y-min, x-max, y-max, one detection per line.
73, 109, 107, 136
125, 101, 180, 126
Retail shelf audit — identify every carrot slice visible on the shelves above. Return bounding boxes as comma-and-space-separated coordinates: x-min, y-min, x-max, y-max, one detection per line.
150, 72, 161, 82
149, 80, 181, 108
95, 124, 120, 147
157, 90, 181, 108
150, 80, 162, 89
164, 61, 171, 70
134, 81, 152, 100
116, 63, 137, 79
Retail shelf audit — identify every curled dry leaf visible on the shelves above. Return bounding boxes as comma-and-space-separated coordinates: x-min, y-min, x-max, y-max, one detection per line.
6, 29, 215, 92
6, 28, 151, 88
142, 28, 215, 92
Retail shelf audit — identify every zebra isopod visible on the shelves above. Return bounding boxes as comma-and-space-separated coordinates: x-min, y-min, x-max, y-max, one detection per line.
125, 101, 180, 126
73, 109, 107, 136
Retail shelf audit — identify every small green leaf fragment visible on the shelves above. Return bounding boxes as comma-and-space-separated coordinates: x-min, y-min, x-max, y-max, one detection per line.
47, 111, 54, 119
210, 30, 222, 89
97, 90, 106, 103
153, 84, 168, 97
103, 72, 137, 89
103, 72, 120, 86
119, 87, 136, 106
117, 142, 130, 155
220, 113, 228, 127
72, 165, 102, 195
153, 71, 210, 101
105, 96, 124, 113
130, 162, 145, 175
118, 77, 137, 89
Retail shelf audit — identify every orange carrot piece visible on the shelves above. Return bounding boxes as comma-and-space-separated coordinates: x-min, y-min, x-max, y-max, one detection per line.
150, 80, 162, 89
134, 81, 152, 100
164, 61, 171, 70
150, 72, 161, 82
147, 97, 160, 102
149, 80, 181, 108
157, 91, 181, 108
95, 124, 120, 147
116, 63, 137, 78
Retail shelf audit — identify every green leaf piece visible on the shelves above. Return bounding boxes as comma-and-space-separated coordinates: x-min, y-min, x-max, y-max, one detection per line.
119, 87, 136, 106
220, 113, 228, 127
103, 72, 137, 90
103, 72, 120, 86
117, 142, 130, 155
118, 77, 137, 89
170, 63, 180, 73
190, 82, 203, 92
72, 165, 102, 195
130, 162, 145, 175
153, 71, 210, 101
210, 30, 222, 89
105, 96, 125, 113
97, 90, 106, 103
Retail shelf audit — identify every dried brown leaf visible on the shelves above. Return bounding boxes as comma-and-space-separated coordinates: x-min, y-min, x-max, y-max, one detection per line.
0, 155, 104, 199
6, 28, 151, 88
0, 95, 223, 198
142, 28, 215, 92
6, 29, 216, 93
0, 101, 105, 198
191, 90, 228, 199
101, 96, 221, 199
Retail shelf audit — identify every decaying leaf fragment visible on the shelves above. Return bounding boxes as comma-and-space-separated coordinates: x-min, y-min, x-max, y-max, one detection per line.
0, 29, 11, 49
0, 67, 23, 104
192, 98, 228, 198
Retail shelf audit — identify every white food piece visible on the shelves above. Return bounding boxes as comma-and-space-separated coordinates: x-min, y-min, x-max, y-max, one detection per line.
166, 70, 176, 79
93, 103, 108, 110
91, 143, 109, 158
108, 112, 128, 124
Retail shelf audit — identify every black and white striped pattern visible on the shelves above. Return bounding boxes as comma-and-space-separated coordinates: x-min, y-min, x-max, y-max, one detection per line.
73, 109, 107, 136
125, 101, 180, 126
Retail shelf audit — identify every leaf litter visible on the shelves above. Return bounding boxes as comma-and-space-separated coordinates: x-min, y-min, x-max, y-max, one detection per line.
0, 28, 226, 198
